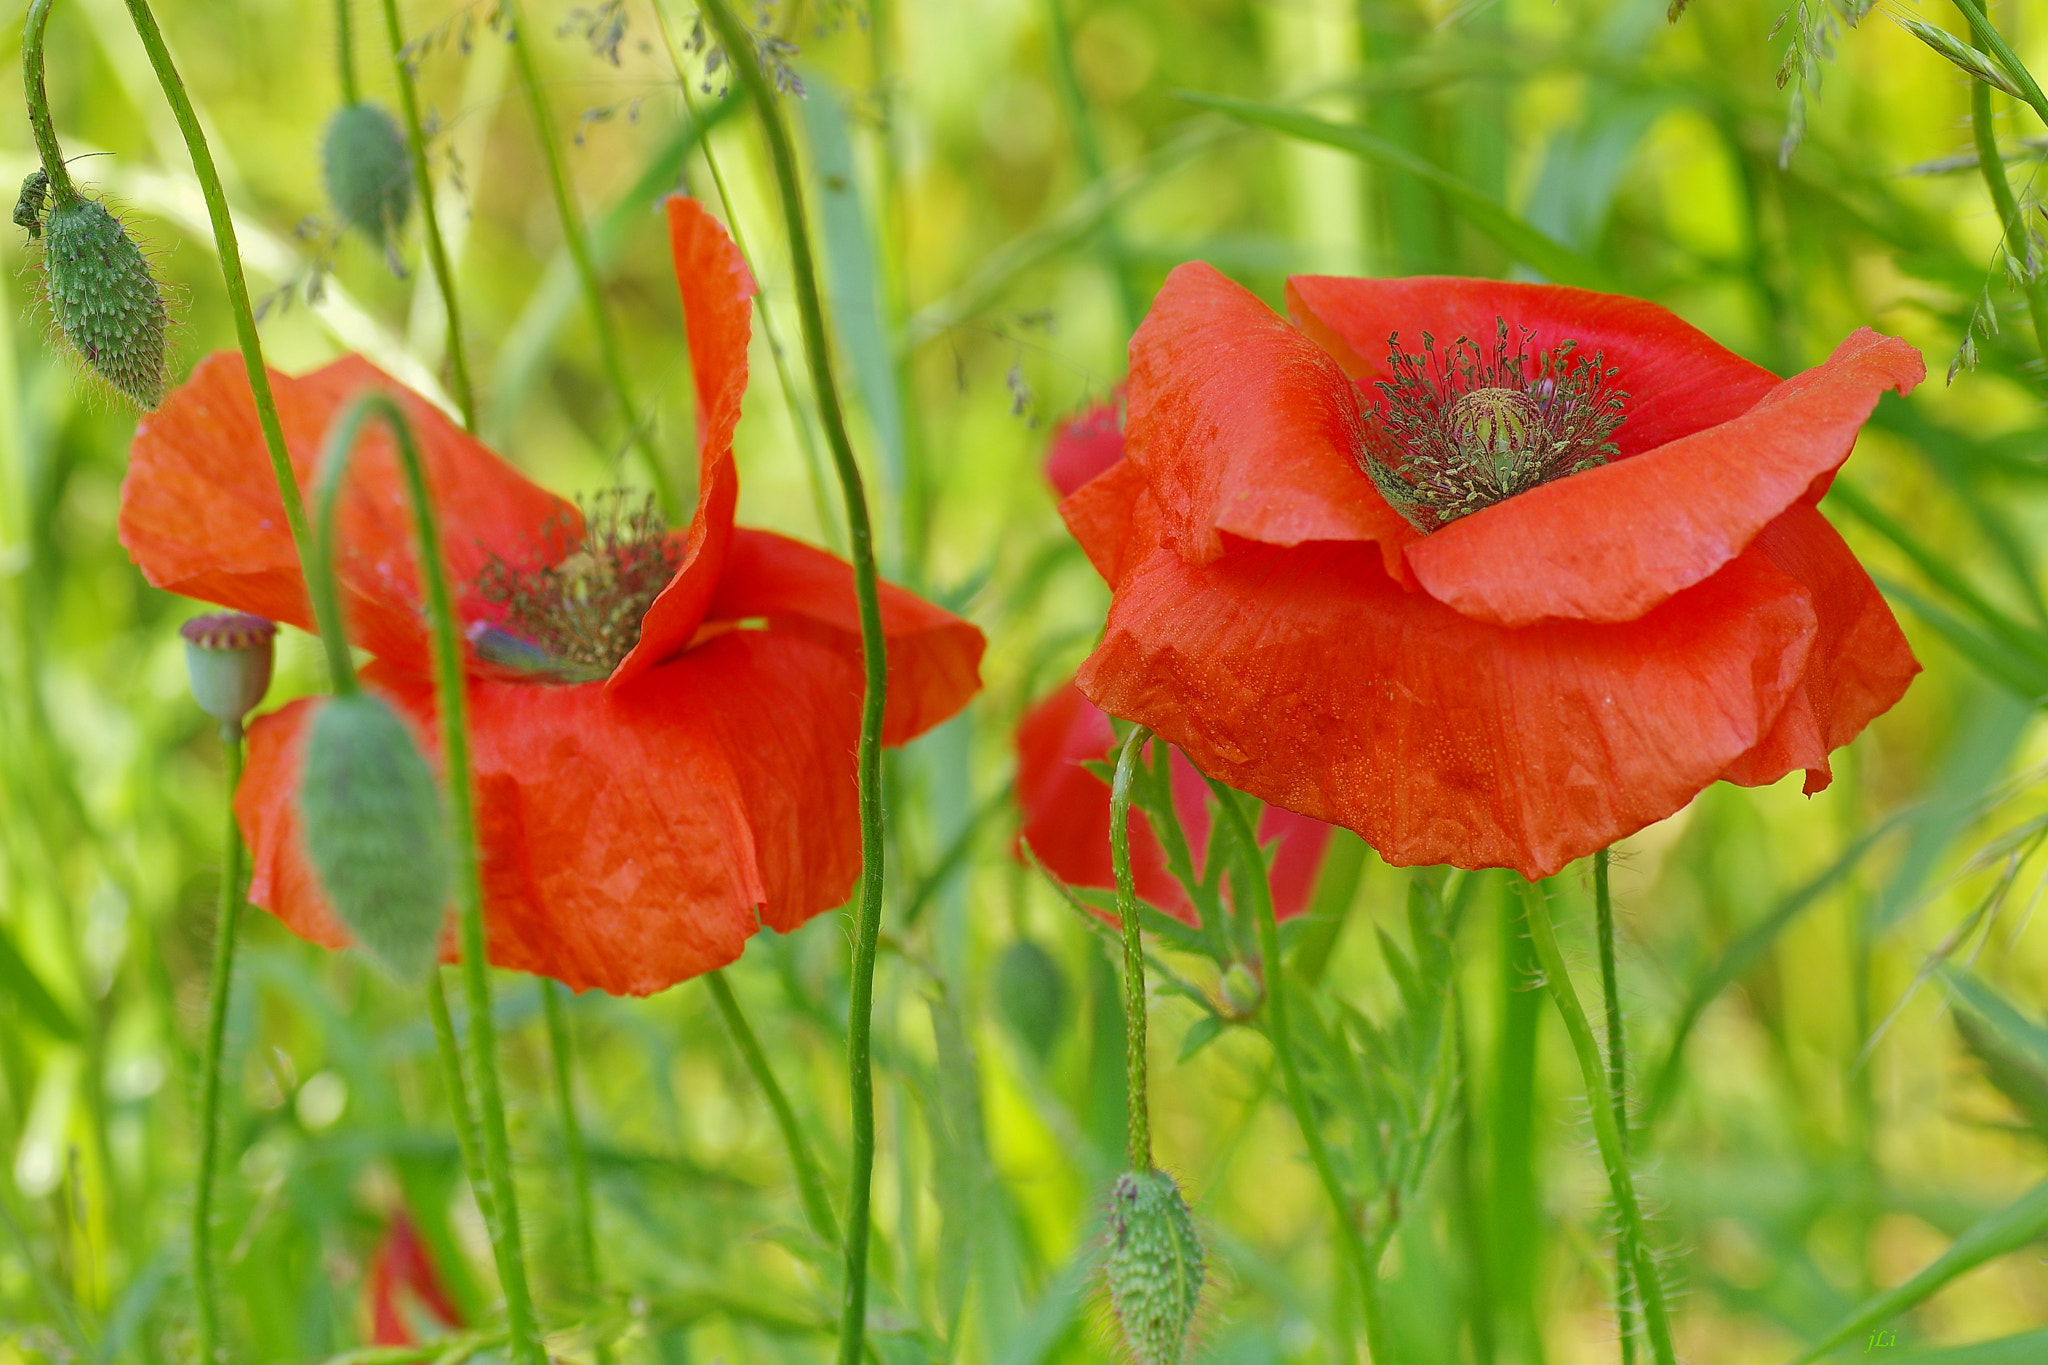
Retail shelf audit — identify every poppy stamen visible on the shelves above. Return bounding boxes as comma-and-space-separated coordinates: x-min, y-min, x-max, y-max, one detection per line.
1362, 318, 1627, 533
475, 489, 678, 682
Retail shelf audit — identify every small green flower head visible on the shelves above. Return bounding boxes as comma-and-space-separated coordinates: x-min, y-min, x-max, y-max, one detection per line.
41, 194, 169, 409
322, 102, 413, 248
297, 693, 452, 980
180, 613, 277, 730
1103, 1168, 1206, 1365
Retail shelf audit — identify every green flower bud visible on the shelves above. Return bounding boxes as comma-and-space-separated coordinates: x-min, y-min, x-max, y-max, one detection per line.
41, 194, 168, 409
297, 693, 452, 980
1104, 1168, 1205, 1365
180, 613, 277, 731
322, 103, 413, 248
1217, 961, 1262, 1020
993, 938, 1071, 1061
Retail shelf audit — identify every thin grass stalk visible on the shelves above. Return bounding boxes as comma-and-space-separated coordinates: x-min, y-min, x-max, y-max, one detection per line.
695, 8, 891, 1363
497, 0, 672, 512
1204, 775, 1385, 1363
1518, 877, 1677, 1365
1951, 0, 2048, 130
1967, 77, 2048, 367
1593, 849, 1638, 1364
705, 970, 840, 1244
541, 980, 606, 1362
304, 395, 546, 1365
112, 0, 314, 561
376, 0, 477, 430
190, 727, 244, 1365
1108, 727, 1153, 1172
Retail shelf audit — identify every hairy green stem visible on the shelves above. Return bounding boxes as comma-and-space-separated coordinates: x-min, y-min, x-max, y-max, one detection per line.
1205, 775, 1385, 1362
1108, 727, 1153, 1172
376, 0, 477, 430
1594, 850, 1638, 1364
306, 395, 546, 1365
1967, 76, 2048, 367
1952, 0, 2048, 131
22, 1, 76, 202
541, 981, 605, 1358
1518, 877, 1676, 1365
706, 970, 839, 1244
697, 7, 892, 1363
333, 0, 359, 104
498, 0, 671, 511
191, 725, 244, 1365
116, 0, 315, 564
424, 969, 495, 1236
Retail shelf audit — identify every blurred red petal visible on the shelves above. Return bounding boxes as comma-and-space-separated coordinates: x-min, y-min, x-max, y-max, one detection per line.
1046, 395, 1125, 497
368, 1212, 462, 1346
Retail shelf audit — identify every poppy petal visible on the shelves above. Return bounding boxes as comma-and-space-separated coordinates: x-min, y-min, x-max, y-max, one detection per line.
1720, 502, 1921, 793
1285, 275, 1782, 458
708, 528, 986, 745
1402, 328, 1925, 628
1045, 395, 1126, 498
121, 353, 574, 674
1128, 262, 1416, 575
1059, 457, 1155, 589
1077, 537, 1818, 881
611, 197, 756, 687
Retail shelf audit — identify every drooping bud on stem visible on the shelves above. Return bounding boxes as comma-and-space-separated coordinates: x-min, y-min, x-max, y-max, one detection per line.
1104, 1168, 1205, 1365
322, 102, 413, 249
180, 612, 278, 736
40, 194, 169, 409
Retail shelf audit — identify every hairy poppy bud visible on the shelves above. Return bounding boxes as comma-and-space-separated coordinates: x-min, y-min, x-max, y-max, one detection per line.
993, 938, 1071, 1061
1103, 1168, 1204, 1365
297, 694, 451, 979
180, 613, 278, 732
322, 103, 413, 248
41, 194, 168, 409
1217, 962, 1262, 1019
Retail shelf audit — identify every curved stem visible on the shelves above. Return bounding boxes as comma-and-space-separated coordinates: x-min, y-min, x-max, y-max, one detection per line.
117, 0, 315, 567
22, 0, 76, 201
191, 723, 244, 1365
706, 970, 839, 1244
376, 0, 477, 431
1968, 76, 2048, 367
333, 0, 359, 104
541, 981, 607, 1364
1594, 850, 1637, 1363
1952, 0, 2048, 131
1518, 877, 1677, 1365
498, 0, 671, 512
696, 7, 892, 1363
1204, 774, 1385, 1362
1108, 727, 1152, 1172
308, 395, 545, 1365
425, 969, 494, 1236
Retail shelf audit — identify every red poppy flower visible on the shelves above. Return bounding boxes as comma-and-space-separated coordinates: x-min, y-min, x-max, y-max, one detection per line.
120, 197, 985, 994
367, 1211, 463, 1346
1045, 393, 1125, 498
1061, 266, 1922, 880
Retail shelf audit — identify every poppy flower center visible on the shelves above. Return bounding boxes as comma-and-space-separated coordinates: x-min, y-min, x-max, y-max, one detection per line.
1361, 318, 1627, 533
472, 490, 678, 683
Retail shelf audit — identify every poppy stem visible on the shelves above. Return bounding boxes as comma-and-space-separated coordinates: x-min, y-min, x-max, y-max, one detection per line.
706, 969, 840, 1245
114, 0, 316, 565
308, 394, 547, 1365
1967, 75, 2048, 370
541, 981, 606, 1357
697, 7, 892, 1364
22, 0, 77, 203
1594, 850, 1638, 1364
1108, 726, 1153, 1172
425, 969, 495, 1235
497, 0, 674, 514
191, 722, 244, 1365
375, 0, 478, 432
1518, 876, 1677, 1365
333, 0, 358, 105
1204, 775, 1387, 1363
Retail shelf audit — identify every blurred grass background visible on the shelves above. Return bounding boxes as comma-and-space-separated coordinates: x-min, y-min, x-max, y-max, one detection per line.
3, 0, 2048, 1361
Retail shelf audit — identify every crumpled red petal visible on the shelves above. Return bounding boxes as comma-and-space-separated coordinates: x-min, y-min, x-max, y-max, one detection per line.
1046, 395, 1126, 498
238, 629, 876, 996
1128, 262, 1417, 577
1077, 537, 1820, 881
709, 528, 985, 746
1403, 328, 1926, 627
368, 1212, 463, 1346
120, 353, 574, 675
1059, 458, 1155, 591
611, 196, 756, 686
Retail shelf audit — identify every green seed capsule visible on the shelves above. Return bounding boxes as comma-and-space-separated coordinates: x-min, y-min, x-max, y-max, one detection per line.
1103, 1168, 1205, 1365
322, 102, 413, 248
180, 613, 277, 732
297, 693, 452, 979
41, 195, 167, 409
993, 938, 1071, 1061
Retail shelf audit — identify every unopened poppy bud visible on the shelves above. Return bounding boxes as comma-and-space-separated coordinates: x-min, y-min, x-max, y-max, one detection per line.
41, 194, 168, 409
1217, 961, 1262, 1019
297, 694, 451, 980
993, 938, 1071, 1061
1103, 1168, 1205, 1365
180, 613, 278, 732
322, 103, 414, 248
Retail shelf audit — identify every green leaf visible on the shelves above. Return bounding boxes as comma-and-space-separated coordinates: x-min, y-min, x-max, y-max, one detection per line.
0, 918, 79, 1042
1946, 970, 2048, 1139
1176, 90, 1619, 291
1177, 1014, 1225, 1064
